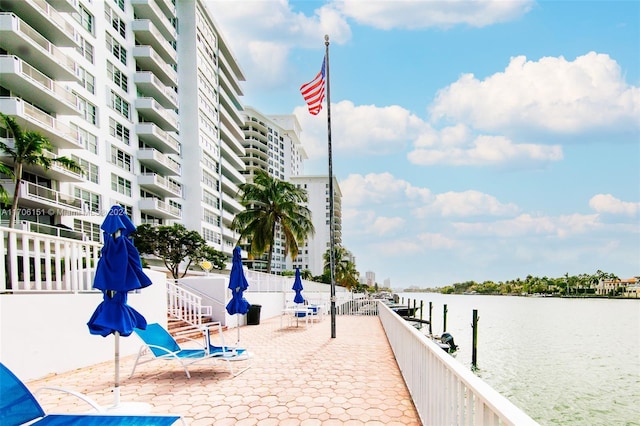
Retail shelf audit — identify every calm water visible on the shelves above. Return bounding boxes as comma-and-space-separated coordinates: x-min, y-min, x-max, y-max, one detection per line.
397, 293, 640, 426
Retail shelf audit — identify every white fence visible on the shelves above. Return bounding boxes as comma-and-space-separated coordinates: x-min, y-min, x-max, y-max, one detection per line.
379, 302, 539, 426
1, 226, 101, 293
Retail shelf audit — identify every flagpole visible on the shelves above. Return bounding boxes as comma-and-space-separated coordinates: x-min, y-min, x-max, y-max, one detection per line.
324, 34, 336, 339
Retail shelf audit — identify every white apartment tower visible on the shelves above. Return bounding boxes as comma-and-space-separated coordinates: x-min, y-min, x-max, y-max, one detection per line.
0, 0, 245, 258
288, 175, 343, 277
177, 1, 246, 255
240, 107, 307, 273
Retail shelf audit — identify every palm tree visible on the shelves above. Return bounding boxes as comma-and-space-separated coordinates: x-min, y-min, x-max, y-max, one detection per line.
0, 163, 14, 204
232, 170, 314, 274
0, 113, 82, 227
323, 245, 359, 290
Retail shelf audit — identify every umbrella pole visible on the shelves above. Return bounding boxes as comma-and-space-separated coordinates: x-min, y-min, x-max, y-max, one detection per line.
114, 331, 120, 407
236, 314, 240, 345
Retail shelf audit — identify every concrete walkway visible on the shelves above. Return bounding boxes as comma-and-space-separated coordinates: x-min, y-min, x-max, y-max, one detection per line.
26, 315, 421, 425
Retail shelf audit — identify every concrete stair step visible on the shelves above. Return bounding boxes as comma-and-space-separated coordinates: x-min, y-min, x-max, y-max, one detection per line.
167, 316, 225, 343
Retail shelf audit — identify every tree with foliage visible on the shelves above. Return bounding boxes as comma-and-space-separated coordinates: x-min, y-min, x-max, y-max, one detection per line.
0, 113, 82, 227
0, 163, 13, 204
232, 170, 314, 274
133, 223, 226, 279
322, 245, 359, 290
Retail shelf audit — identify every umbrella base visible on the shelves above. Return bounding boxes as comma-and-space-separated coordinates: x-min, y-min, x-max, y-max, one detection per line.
105, 402, 152, 415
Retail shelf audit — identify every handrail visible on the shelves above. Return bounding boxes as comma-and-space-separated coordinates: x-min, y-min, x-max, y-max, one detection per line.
165, 280, 212, 327
378, 302, 539, 425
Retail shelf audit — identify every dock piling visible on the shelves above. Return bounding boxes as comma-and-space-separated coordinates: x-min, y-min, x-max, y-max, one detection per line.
443, 304, 448, 332
472, 309, 479, 369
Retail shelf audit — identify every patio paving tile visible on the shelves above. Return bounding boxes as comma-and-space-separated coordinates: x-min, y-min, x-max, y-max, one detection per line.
26, 315, 421, 425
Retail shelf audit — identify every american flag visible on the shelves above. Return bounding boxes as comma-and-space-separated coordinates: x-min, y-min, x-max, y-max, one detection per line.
299, 56, 326, 115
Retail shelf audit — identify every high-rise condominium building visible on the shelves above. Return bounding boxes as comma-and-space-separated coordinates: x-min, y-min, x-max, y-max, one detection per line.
240, 106, 307, 273
0, 0, 245, 257
288, 175, 342, 277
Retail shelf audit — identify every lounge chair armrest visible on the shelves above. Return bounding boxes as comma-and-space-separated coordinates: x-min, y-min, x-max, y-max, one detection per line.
34, 386, 104, 413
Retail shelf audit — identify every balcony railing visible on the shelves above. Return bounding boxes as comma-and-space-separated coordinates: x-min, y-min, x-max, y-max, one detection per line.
0, 179, 86, 213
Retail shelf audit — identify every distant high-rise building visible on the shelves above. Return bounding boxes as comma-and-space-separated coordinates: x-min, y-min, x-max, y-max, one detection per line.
288, 175, 342, 277
365, 271, 376, 287
240, 107, 307, 273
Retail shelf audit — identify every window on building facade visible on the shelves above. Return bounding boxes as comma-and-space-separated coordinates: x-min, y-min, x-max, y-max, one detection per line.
71, 124, 98, 154
107, 61, 128, 92
75, 94, 97, 125
74, 188, 100, 214
140, 213, 162, 226
110, 90, 130, 119
71, 155, 99, 184
111, 173, 132, 197
202, 190, 219, 209
105, 5, 126, 38
73, 219, 100, 242
113, 0, 124, 12
110, 146, 132, 172
76, 36, 94, 63
77, 66, 95, 94
75, 4, 94, 35
109, 118, 130, 145
106, 33, 127, 65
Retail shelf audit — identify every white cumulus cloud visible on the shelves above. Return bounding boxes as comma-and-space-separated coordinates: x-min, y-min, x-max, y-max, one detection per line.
429, 52, 640, 134
333, 0, 534, 29
295, 101, 427, 158
340, 172, 431, 207
589, 194, 640, 216
413, 190, 520, 217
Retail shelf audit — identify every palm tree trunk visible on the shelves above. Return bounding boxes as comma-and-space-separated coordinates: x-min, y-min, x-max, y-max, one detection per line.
9, 163, 22, 228
266, 222, 276, 274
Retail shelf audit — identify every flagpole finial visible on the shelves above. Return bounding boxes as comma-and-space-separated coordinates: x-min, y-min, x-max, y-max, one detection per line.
324, 34, 329, 44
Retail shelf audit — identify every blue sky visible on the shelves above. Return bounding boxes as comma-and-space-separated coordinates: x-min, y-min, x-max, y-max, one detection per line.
206, 0, 639, 288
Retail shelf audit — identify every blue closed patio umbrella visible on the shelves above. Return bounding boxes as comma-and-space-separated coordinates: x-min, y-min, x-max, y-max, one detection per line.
87, 205, 152, 407
292, 268, 305, 326
226, 246, 250, 344
293, 268, 304, 304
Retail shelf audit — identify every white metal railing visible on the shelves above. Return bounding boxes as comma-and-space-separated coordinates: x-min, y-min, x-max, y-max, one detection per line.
1, 226, 100, 293
379, 302, 539, 426
335, 296, 379, 316
166, 280, 212, 327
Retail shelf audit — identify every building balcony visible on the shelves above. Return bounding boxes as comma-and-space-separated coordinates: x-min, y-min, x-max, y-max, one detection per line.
132, 45, 177, 87
221, 192, 243, 214
0, 13, 77, 81
135, 97, 179, 132
134, 72, 178, 109
221, 209, 234, 225
135, 122, 180, 155
139, 197, 181, 219
0, 55, 79, 115
0, 140, 84, 182
137, 147, 181, 176
131, 20, 176, 64
0, 98, 82, 149
0, 0, 77, 47
130, 0, 176, 41
220, 156, 245, 186
138, 172, 182, 198
14, 220, 86, 240
0, 179, 86, 214
44, 0, 77, 13
153, 0, 176, 18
